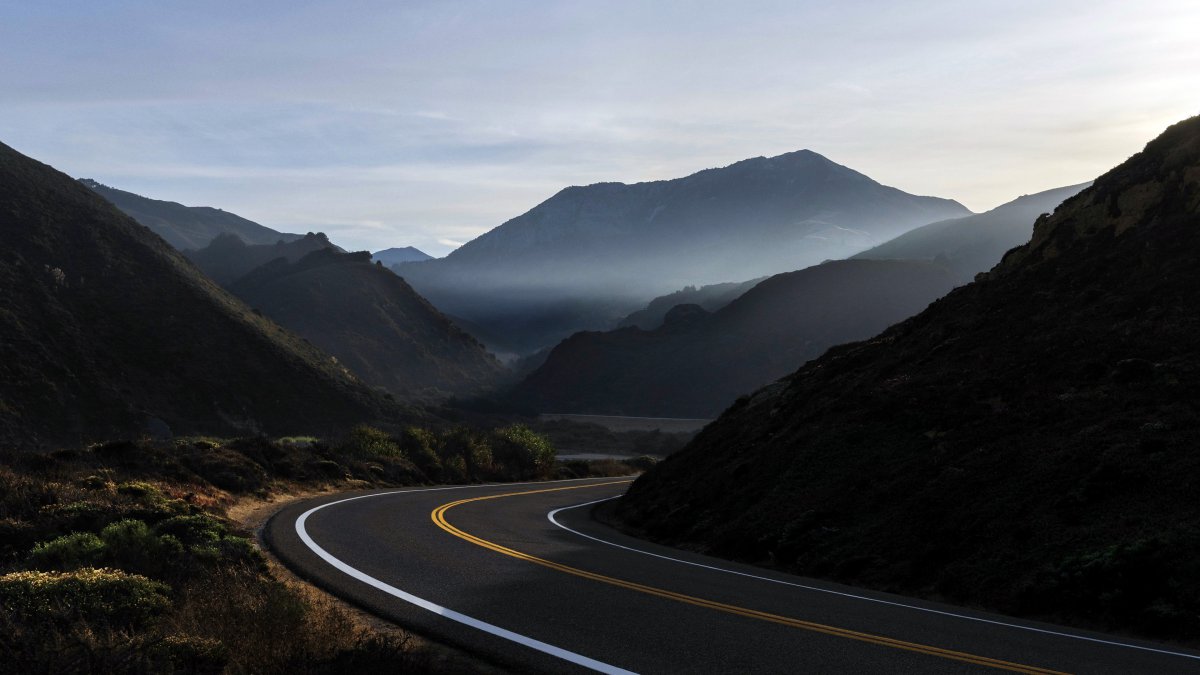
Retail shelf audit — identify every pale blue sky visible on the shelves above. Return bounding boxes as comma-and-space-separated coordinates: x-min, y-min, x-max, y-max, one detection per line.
2, 0, 1198, 255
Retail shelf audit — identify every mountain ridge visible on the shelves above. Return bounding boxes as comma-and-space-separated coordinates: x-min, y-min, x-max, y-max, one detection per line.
613, 116, 1200, 638
80, 179, 304, 251
853, 182, 1091, 282
401, 149, 970, 353
512, 258, 958, 417
1, 142, 406, 447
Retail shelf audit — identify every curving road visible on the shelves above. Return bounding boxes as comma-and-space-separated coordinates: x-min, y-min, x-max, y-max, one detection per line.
266, 478, 1200, 673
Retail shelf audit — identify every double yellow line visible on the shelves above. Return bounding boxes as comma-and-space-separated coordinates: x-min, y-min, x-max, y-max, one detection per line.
431, 481, 1068, 675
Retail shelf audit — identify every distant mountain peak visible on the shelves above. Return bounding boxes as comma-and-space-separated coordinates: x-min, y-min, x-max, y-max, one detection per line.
373, 246, 434, 265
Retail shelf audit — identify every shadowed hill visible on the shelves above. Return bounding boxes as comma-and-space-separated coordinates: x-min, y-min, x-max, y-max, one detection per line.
617, 278, 766, 330
401, 150, 969, 353
230, 249, 503, 399
854, 182, 1091, 282
512, 259, 957, 417
80, 179, 303, 250
185, 231, 342, 286
0, 142, 407, 447
615, 117, 1200, 638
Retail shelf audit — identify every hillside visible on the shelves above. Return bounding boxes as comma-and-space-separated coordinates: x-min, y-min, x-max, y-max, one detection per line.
0, 142, 404, 447
231, 248, 503, 399
617, 278, 765, 330
185, 231, 341, 286
401, 150, 969, 353
614, 117, 1200, 638
374, 246, 433, 266
80, 179, 303, 250
512, 259, 957, 417
854, 182, 1091, 282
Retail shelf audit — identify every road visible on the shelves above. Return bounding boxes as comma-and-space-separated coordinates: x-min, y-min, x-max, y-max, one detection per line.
265, 477, 1200, 673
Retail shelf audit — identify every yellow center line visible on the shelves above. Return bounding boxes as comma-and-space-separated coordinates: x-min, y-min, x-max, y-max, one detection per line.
430, 481, 1070, 675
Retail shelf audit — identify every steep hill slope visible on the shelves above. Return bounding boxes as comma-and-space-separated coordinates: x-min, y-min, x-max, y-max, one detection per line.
80, 179, 303, 250
231, 249, 503, 399
513, 259, 957, 417
854, 182, 1090, 282
402, 150, 969, 353
614, 117, 1200, 638
0, 142, 403, 447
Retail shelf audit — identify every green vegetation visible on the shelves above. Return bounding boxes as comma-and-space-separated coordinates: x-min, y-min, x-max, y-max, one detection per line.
0, 420, 640, 672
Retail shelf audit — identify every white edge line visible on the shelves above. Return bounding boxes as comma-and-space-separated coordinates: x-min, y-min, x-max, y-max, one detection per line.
293, 479, 636, 675
549, 496, 1200, 662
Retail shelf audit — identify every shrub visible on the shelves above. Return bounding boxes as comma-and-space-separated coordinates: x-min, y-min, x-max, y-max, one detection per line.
344, 425, 402, 458
29, 532, 106, 570
151, 635, 229, 675
30, 519, 189, 579
491, 425, 557, 480
442, 455, 468, 483
99, 519, 185, 578
0, 568, 170, 629
399, 427, 441, 476
153, 514, 227, 546
116, 481, 163, 501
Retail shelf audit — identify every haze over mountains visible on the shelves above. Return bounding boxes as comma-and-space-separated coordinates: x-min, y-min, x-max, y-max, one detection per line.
854, 182, 1092, 282
514, 259, 957, 417
616, 278, 765, 331
1, 143, 403, 447
80, 179, 303, 250
399, 149, 970, 353
513, 180, 1089, 417
616, 116, 1200, 637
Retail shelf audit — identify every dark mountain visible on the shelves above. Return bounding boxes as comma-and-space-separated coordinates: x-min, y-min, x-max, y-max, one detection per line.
373, 246, 433, 266
614, 117, 1200, 638
401, 150, 970, 353
230, 248, 503, 399
0, 143, 406, 448
617, 278, 766, 330
184, 231, 342, 286
512, 259, 957, 417
80, 179, 303, 251
854, 182, 1091, 282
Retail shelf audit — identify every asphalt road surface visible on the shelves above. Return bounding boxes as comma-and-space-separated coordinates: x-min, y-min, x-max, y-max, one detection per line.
265, 477, 1200, 673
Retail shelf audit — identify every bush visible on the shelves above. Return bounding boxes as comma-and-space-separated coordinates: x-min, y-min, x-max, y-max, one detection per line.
116, 481, 163, 501
491, 425, 556, 480
0, 568, 170, 629
29, 532, 106, 570
153, 513, 226, 544
151, 635, 229, 675
99, 519, 185, 578
399, 427, 441, 477
344, 425, 402, 459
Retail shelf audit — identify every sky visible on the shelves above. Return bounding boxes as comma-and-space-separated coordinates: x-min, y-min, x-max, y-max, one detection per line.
2, 0, 1198, 256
